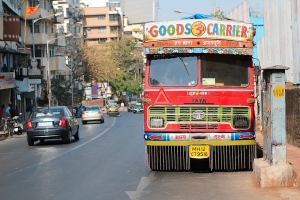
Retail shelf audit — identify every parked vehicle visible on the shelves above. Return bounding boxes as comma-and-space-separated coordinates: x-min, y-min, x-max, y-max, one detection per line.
12, 114, 23, 135
107, 104, 120, 117
1, 117, 14, 138
26, 106, 79, 146
82, 105, 104, 125
128, 104, 136, 112
133, 104, 143, 114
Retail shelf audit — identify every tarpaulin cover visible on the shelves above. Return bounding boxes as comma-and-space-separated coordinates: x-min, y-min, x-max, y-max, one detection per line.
181, 13, 212, 19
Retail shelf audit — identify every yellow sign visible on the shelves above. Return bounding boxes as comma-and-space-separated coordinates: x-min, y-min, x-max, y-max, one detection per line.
189, 145, 210, 159
273, 85, 284, 98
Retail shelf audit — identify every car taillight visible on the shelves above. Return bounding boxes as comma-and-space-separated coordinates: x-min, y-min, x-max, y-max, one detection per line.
26, 119, 33, 129
82, 111, 85, 115
98, 111, 101, 114
59, 118, 67, 127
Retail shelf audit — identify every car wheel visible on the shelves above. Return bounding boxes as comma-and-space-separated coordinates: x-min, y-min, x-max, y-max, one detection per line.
74, 126, 79, 140
27, 137, 34, 146
101, 118, 104, 123
82, 121, 87, 125
64, 130, 72, 144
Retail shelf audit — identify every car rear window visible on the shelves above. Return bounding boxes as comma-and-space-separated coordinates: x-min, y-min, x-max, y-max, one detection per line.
33, 108, 63, 118
85, 106, 100, 111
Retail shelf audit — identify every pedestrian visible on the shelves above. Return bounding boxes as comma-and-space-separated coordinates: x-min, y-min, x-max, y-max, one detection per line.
0, 105, 5, 131
6, 104, 11, 117
15, 106, 20, 116
121, 102, 124, 111
9, 105, 17, 118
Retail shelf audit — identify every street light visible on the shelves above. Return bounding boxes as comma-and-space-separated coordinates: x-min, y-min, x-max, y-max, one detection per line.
31, 12, 63, 107
174, 9, 194, 16
46, 33, 73, 106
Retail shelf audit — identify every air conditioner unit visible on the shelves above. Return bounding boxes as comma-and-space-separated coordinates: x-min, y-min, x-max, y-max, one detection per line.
83, 32, 87, 36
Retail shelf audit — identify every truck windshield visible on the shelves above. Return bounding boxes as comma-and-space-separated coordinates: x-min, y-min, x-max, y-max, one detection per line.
201, 54, 250, 87
149, 54, 197, 87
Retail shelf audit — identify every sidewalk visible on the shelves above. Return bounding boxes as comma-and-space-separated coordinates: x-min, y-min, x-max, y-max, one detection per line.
255, 130, 300, 188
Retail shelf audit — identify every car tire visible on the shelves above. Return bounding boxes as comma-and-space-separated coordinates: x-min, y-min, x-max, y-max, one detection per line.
64, 130, 72, 144
101, 118, 104, 123
74, 126, 79, 140
39, 139, 45, 144
82, 121, 87, 125
27, 138, 34, 146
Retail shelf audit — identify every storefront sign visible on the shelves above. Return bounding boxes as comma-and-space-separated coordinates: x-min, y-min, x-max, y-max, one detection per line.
144, 19, 254, 42
0, 72, 15, 89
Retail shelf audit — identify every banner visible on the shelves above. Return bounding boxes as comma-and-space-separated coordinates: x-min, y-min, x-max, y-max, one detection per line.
3, 16, 20, 41
91, 82, 108, 99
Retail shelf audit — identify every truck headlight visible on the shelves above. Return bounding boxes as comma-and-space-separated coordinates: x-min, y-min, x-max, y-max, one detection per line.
149, 117, 164, 128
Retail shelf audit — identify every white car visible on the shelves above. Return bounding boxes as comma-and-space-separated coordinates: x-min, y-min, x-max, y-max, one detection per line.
82, 105, 104, 124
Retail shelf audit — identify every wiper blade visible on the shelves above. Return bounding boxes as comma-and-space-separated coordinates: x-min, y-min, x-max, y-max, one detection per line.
179, 57, 190, 76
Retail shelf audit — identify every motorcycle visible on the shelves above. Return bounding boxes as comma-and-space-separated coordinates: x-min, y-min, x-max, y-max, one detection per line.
12, 113, 23, 135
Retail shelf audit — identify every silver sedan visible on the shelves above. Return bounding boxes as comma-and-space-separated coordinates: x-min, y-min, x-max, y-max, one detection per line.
82, 105, 104, 125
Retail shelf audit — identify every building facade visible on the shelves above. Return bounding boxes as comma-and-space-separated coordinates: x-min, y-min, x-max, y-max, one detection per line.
82, 6, 123, 45
120, 0, 158, 24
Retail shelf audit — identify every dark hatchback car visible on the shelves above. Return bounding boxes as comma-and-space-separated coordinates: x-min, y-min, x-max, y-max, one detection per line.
26, 106, 79, 146
127, 104, 136, 112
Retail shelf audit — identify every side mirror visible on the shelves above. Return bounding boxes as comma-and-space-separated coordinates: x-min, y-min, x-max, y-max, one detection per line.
254, 66, 261, 76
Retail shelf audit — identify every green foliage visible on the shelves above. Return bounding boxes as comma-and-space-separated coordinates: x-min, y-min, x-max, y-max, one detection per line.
211, 9, 225, 19
51, 78, 71, 106
83, 38, 144, 97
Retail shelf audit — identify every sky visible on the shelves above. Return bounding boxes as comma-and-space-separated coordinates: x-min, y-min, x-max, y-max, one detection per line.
157, 0, 263, 21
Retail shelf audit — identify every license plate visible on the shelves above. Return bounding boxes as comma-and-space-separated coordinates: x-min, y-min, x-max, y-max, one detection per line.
189, 145, 210, 159
38, 122, 52, 126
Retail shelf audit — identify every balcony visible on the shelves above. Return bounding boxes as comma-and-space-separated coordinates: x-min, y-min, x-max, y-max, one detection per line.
55, 13, 64, 23
26, 33, 54, 45
26, 8, 49, 20
49, 56, 67, 71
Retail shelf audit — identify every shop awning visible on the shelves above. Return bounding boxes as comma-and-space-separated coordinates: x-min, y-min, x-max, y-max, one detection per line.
0, 49, 30, 55
13, 88, 22, 94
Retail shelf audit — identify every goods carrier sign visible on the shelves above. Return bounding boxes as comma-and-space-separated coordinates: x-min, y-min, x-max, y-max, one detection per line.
144, 19, 254, 42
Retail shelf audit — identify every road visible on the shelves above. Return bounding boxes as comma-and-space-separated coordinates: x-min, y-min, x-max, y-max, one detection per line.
0, 111, 300, 200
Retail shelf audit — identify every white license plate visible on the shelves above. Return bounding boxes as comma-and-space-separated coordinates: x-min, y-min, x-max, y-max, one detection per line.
39, 122, 52, 126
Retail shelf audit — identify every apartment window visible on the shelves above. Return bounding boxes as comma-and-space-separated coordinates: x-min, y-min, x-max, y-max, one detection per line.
99, 38, 107, 43
98, 27, 106, 33
45, 22, 49, 34
58, 75, 65, 80
50, 46, 55, 57
109, 14, 119, 21
28, 0, 39, 6
110, 26, 118, 33
87, 28, 91, 34
30, 24, 40, 33
98, 15, 105, 20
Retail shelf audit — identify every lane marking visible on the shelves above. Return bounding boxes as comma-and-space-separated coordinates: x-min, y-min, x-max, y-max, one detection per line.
125, 171, 155, 200
0, 117, 116, 180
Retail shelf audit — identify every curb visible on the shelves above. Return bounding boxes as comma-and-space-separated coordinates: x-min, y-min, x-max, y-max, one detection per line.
255, 131, 300, 189
292, 165, 300, 189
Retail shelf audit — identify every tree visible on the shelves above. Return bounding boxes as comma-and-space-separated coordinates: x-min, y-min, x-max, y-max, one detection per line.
44, 37, 87, 106
82, 38, 144, 98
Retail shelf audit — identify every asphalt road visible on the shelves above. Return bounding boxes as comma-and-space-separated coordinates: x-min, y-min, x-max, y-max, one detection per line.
0, 112, 300, 200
